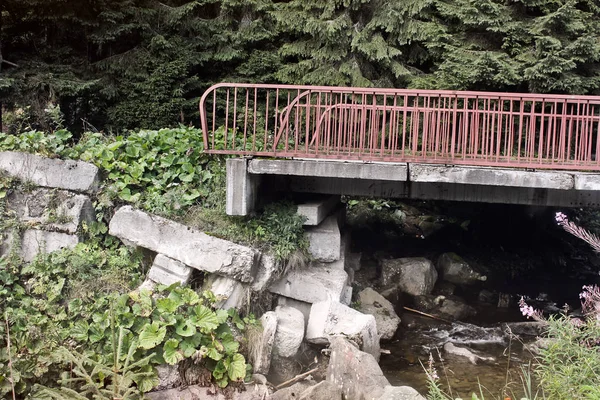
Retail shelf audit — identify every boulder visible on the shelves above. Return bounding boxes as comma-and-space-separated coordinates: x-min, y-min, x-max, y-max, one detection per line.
268, 355, 303, 385
503, 321, 547, 337
377, 386, 426, 400
203, 275, 247, 310
437, 253, 486, 285
414, 295, 476, 321
327, 336, 389, 400
357, 288, 400, 340
273, 306, 304, 358
443, 342, 494, 365
305, 215, 341, 262
7, 188, 94, 234
277, 296, 311, 330
298, 380, 342, 400
250, 311, 277, 375
269, 265, 348, 304
381, 257, 437, 297
148, 254, 193, 286
306, 299, 380, 360
0, 151, 100, 193
109, 206, 259, 282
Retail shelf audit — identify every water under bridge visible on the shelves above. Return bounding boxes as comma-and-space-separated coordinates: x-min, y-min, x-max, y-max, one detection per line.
198, 83, 600, 214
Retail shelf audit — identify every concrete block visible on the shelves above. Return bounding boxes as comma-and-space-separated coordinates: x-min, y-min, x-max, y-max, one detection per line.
248, 159, 408, 181
148, 254, 193, 286
297, 196, 340, 226
269, 265, 348, 304
410, 163, 574, 190
251, 311, 278, 374
305, 215, 341, 262
306, 299, 380, 360
226, 158, 260, 216
251, 254, 279, 292
273, 306, 304, 358
203, 274, 248, 310
340, 286, 353, 306
109, 206, 259, 282
574, 173, 600, 190
0, 151, 100, 193
20, 229, 79, 262
277, 296, 312, 330
7, 188, 94, 234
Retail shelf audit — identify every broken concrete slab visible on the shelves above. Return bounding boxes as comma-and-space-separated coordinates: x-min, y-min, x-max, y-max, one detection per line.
0, 151, 100, 193
340, 285, 353, 306
7, 188, 94, 234
148, 254, 193, 286
273, 306, 304, 358
109, 206, 259, 282
306, 299, 380, 360
277, 296, 312, 330
297, 196, 340, 226
305, 214, 341, 262
20, 229, 79, 262
251, 254, 279, 292
250, 311, 277, 375
203, 275, 248, 310
327, 336, 388, 399
269, 265, 348, 304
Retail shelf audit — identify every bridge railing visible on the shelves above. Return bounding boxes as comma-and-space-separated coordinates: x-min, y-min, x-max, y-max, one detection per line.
199, 83, 600, 170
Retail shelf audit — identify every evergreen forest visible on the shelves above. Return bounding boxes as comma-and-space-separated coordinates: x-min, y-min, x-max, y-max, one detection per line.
2, 0, 600, 133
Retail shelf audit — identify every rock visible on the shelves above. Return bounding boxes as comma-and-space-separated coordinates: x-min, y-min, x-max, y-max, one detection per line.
273, 306, 304, 358
268, 355, 303, 385
0, 151, 100, 193
109, 206, 259, 282
478, 289, 497, 304
377, 386, 426, 400
497, 292, 514, 308
503, 321, 547, 337
381, 257, 438, 297
148, 254, 193, 286
147, 384, 271, 400
443, 342, 494, 365
297, 196, 340, 226
138, 279, 157, 292
277, 297, 311, 330
524, 337, 553, 355
413, 295, 445, 311
269, 265, 348, 304
357, 288, 400, 340
203, 275, 248, 310
7, 188, 94, 234
437, 296, 477, 321
379, 284, 402, 306
20, 229, 79, 262
269, 381, 315, 400
437, 253, 486, 285
250, 311, 277, 375
305, 215, 341, 262
435, 281, 456, 296
251, 254, 279, 292
327, 336, 389, 400
306, 299, 380, 360
340, 285, 353, 306
155, 364, 180, 390
298, 380, 342, 400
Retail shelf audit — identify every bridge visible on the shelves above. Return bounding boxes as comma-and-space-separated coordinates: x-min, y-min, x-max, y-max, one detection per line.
199, 83, 600, 214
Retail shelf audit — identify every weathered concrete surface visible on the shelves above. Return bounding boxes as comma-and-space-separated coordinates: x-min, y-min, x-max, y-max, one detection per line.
109, 206, 259, 282
250, 311, 277, 374
203, 275, 248, 309
305, 215, 341, 262
148, 254, 193, 286
251, 254, 279, 292
381, 257, 438, 296
410, 164, 574, 189
273, 306, 304, 358
340, 285, 353, 306
306, 299, 380, 360
7, 188, 94, 234
0, 151, 99, 193
357, 288, 400, 340
249, 159, 408, 181
20, 229, 79, 262
327, 336, 388, 400
574, 173, 600, 190
226, 158, 260, 216
269, 265, 348, 304
277, 296, 312, 329
297, 195, 340, 226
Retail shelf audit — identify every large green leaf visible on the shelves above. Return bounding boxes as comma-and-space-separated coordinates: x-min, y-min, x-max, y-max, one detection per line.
163, 338, 184, 365
139, 322, 167, 350
175, 320, 196, 337
156, 298, 179, 313
70, 320, 89, 342
191, 305, 219, 332
227, 353, 246, 382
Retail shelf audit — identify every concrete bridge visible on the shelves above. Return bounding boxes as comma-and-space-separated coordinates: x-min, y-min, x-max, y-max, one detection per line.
198, 83, 600, 213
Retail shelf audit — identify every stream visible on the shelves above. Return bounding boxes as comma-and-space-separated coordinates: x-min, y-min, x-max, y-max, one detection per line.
347, 201, 600, 398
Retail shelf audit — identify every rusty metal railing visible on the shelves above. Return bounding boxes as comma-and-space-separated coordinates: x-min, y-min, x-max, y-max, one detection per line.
199, 83, 600, 170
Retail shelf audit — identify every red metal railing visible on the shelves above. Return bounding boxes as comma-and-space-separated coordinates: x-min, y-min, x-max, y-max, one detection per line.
199, 83, 600, 170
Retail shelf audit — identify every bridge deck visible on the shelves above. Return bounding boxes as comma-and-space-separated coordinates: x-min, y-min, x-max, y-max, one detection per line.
200, 83, 600, 171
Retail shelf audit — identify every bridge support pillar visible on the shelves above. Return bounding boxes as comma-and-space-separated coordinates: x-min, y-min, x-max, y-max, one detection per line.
226, 158, 260, 216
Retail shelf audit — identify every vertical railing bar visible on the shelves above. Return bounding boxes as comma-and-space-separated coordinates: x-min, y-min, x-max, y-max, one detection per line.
305, 90, 311, 154
243, 88, 249, 152
294, 89, 301, 153
232, 87, 238, 150
381, 94, 388, 156
224, 89, 230, 151
273, 89, 279, 153
264, 90, 270, 151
